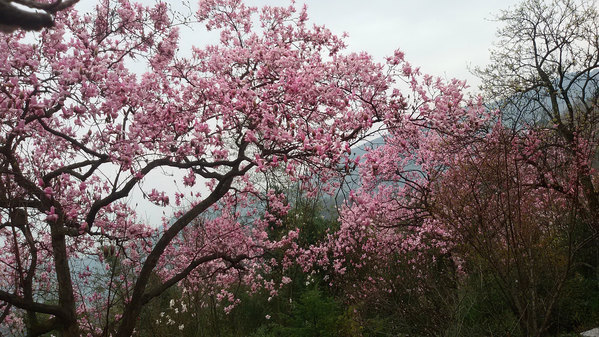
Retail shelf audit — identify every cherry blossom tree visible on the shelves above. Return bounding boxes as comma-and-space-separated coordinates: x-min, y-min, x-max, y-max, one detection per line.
0, 0, 407, 335
287, 65, 495, 333
476, 0, 599, 227
428, 126, 584, 336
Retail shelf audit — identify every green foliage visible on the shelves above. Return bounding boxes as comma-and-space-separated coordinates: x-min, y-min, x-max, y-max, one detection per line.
255, 288, 345, 337
449, 271, 522, 337
550, 230, 599, 334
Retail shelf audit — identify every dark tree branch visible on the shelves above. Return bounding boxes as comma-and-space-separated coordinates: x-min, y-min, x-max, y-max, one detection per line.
0, 290, 67, 321
141, 253, 249, 305
0, 0, 79, 33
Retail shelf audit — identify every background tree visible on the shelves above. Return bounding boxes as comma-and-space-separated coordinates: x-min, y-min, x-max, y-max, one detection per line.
430, 126, 584, 336
476, 0, 599, 228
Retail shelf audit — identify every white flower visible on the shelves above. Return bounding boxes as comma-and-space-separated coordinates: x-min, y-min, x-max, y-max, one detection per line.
265, 314, 271, 320
179, 324, 184, 331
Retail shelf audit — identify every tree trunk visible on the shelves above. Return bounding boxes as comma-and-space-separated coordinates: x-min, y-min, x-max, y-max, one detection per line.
51, 223, 79, 337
